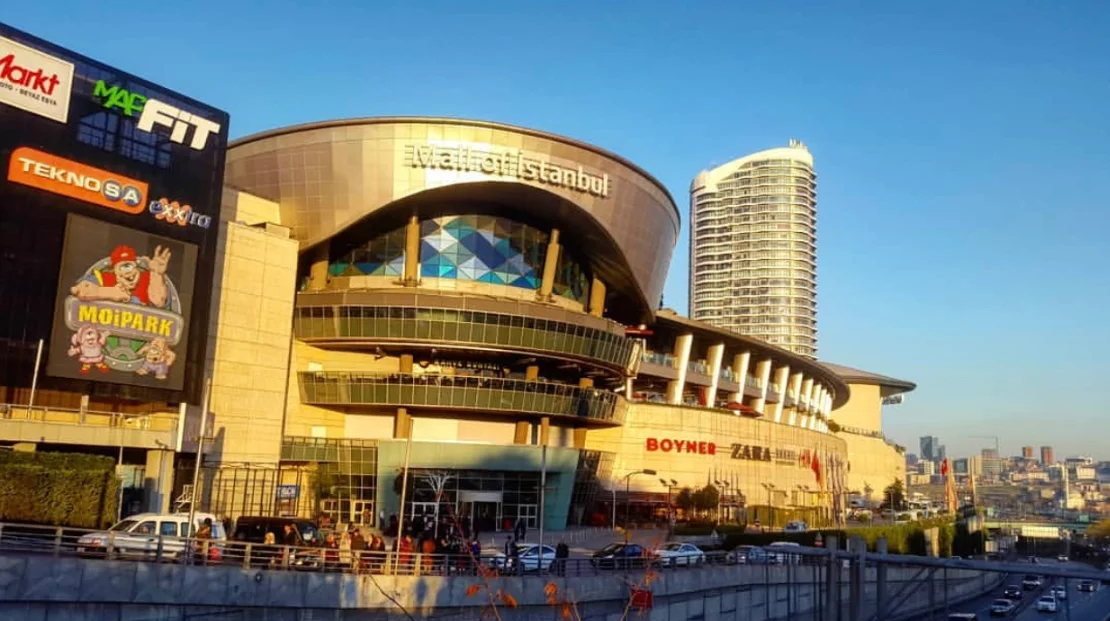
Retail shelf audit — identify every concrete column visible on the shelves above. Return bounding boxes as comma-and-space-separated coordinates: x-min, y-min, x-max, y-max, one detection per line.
799, 378, 815, 428
537, 229, 561, 300
786, 372, 803, 426
665, 333, 694, 405
539, 416, 551, 446
771, 365, 790, 423
144, 449, 174, 514
588, 277, 606, 317
750, 359, 773, 414
394, 408, 411, 439
726, 351, 751, 404
307, 242, 330, 291
573, 427, 587, 449
525, 365, 539, 381
403, 215, 421, 285
514, 421, 531, 445
704, 343, 725, 408
399, 354, 414, 374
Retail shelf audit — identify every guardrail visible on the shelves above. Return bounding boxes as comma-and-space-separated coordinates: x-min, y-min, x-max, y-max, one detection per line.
0, 403, 177, 432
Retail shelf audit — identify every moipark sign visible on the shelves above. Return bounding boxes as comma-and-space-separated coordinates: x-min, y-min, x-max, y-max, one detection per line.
404, 143, 612, 198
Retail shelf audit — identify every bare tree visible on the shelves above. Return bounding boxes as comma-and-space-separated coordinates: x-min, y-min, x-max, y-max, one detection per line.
421, 471, 454, 538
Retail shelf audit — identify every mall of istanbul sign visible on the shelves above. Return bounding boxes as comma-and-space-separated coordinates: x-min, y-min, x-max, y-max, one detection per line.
404, 143, 612, 198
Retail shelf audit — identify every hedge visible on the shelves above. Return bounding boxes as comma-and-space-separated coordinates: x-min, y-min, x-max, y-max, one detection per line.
0, 452, 119, 528
694, 516, 958, 557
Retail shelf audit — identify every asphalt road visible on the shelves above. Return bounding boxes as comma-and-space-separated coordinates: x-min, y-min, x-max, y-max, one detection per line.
941, 558, 1110, 621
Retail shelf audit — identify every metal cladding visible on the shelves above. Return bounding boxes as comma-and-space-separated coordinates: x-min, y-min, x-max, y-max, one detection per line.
225, 117, 679, 323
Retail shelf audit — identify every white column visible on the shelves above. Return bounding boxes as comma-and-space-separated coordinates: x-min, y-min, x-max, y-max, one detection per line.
751, 359, 773, 414
786, 372, 804, 426
727, 351, 751, 404
771, 365, 790, 423
799, 377, 814, 428
666, 333, 694, 405
705, 343, 725, 407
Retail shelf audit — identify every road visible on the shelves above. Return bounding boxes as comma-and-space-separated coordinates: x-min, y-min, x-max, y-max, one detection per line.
941, 558, 1110, 621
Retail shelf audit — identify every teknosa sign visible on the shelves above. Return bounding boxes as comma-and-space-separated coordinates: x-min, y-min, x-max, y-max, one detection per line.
645, 438, 717, 455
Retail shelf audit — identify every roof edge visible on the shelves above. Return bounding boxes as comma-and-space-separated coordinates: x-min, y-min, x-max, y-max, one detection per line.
819, 361, 917, 393
229, 116, 680, 226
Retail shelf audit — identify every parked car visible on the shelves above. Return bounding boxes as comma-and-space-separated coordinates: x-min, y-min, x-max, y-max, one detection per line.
230, 516, 322, 569
767, 541, 802, 564
492, 543, 556, 572
727, 545, 768, 565
1002, 585, 1023, 600
1035, 595, 1058, 613
655, 542, 705, 567
1022, 574, 1043, 590
1077, 580, 1096, 593
783, 520, 808, 533
989, 599, 1016, 617
76, 512, 225, 560
948, 613, 979, 621
1050, 585, 1066, 600
1027, 556, 1039, 564
1057, 554, 1069, 562
591, 543, 649, 570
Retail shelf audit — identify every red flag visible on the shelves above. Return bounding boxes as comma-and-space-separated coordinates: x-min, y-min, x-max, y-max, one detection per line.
812, 452, 823, 487
941, 458, 949, 476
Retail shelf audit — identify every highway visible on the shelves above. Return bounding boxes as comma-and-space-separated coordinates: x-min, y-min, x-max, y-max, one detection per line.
940, 558, 1110, 621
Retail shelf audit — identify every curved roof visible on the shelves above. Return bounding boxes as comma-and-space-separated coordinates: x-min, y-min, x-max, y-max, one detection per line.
691, 141, 814, 196
224, 117, 681, 324
230, 116, 679, 221
819, 361, 917, 395
655, 310, 849, 408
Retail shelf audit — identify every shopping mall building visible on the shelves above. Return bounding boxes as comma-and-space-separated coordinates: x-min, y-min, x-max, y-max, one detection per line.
0, 26, 913, 531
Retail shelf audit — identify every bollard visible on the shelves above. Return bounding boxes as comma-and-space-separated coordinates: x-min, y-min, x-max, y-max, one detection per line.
106, 531, 116, 561
53, 526, 63, 556
876, 537, 888, 620
243, 543, 252, 569
155, 534, 164, 563
824, 535, 839, 621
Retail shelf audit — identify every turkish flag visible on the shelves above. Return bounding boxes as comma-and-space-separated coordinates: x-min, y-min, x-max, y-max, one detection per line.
941, 458, 949, 476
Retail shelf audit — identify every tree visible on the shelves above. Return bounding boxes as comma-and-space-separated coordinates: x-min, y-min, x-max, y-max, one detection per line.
882, 479, 906, 511
675, 487, 695, 514
1087, 519, 1110, 542
693, 484, 720, 513
421, 471, 454, 538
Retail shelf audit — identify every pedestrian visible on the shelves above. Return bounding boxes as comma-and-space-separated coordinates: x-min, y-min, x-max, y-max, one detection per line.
514, 518, 526, 541
194, 517, 213, 565
555, 541, 569, 576
323, 533, 340, 571
399, 534, 414, 574
350, 528, 367, 571
421, 535, 436, 574
369, 535, 386, 573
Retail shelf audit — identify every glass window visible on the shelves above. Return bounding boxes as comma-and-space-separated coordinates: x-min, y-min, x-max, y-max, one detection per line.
159, 522, 178, 537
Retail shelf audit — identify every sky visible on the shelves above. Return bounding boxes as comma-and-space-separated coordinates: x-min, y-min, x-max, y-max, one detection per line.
6, 1, 1110, 459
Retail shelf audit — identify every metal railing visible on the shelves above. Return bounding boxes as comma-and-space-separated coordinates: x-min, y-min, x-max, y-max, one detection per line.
298, 372, 626, 424
0, 403, 177, 432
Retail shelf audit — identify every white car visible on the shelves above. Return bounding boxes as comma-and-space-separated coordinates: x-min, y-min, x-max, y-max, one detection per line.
1050, 585, 1066, 600
1036, 595, 1058, 612
492, 543, 556, 572
76, 512, 225, 560
783, 520, 808, 533
655, 542, 705, 567
767, 541, 802, 564
989, 599, 1016, 616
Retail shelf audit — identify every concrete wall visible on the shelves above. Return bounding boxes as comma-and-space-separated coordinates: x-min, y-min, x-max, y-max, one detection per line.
0, 552, 998, 621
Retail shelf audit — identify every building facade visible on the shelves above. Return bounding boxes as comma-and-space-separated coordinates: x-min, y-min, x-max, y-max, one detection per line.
1041, 446, 1055, 465
688, 141, 818, 358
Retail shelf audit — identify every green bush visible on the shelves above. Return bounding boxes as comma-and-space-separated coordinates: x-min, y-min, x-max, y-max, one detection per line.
717, 516, 958, 557
0, 452, 118, 528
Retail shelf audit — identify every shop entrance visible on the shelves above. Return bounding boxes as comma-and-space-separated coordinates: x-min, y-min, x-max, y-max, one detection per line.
460, 491, 502, 534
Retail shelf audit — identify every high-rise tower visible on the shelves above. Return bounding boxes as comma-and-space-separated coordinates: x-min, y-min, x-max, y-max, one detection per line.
689, 140, 817, 357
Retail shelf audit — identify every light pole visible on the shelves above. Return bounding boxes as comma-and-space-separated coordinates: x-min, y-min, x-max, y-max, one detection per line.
714, 480, 731, 523
660, 478, 678, 530
613, 469, 656, 531
761, 482, 776, 529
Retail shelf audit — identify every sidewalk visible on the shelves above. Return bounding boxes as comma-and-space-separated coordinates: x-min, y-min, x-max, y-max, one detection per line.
482, 527, 671, 557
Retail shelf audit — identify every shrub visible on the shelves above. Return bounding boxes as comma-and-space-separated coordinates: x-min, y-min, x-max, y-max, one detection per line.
0, 452, 118, 528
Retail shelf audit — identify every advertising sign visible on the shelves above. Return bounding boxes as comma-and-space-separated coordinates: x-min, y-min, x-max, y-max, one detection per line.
47, 214, 197, 390
0, 23, 229, 403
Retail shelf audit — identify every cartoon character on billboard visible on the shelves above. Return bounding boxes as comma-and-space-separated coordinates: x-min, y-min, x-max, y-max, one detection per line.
62, 244, 185, 381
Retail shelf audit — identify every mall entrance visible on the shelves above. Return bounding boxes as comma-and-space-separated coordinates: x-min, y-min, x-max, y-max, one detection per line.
403, 469, 548, 534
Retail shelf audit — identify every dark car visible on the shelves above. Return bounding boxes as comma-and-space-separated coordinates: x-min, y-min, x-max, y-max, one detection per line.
230, 517, 322, 569
1021, 574, 1042, 590
591, 543, 649, 570
1002, 585, 1022, 600
1078, 580, 1096, 593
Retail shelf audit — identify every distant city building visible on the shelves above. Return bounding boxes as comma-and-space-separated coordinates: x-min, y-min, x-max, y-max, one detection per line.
953, 458, 969, 475
968, 456, 983, 477
937, 445, 947, 463
920, 461, 936, 476
1076, 466, 1097, 480
981, 447, 1000, 460
1041, 446, 1055, 465
906, 453, 919, 466
1022, 446, 1034, 459
689, 141, 818, 358
982, 457, 1004, 477
920, 436, 940, 461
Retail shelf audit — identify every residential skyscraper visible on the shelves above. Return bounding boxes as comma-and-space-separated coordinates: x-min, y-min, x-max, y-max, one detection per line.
1022, 446, 1034, 459
920, 436, 940, 461
1040, 446, 1055, 465
689, 140, 817, 357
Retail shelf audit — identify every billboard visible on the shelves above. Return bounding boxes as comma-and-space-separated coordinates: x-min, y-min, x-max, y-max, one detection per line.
0, 23, 229, 404
47, 214, 198, 390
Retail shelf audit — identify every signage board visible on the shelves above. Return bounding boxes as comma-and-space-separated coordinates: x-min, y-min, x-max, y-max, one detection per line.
0, 23, 229, 404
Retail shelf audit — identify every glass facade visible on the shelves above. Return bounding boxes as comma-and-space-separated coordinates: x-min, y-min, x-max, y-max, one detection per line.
328, 215, 590, 303
403, 468, 548, 534
566, 450, 614, 527
298, 372, 626, 425
293, 305, 637, 372
279, 437, 380, 526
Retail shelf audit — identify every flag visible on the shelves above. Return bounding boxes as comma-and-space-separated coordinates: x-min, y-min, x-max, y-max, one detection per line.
942, 458, 958, 512
812, 451, 824, 489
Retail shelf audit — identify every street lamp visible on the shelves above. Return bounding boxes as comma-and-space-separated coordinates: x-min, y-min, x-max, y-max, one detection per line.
614, 469, 657, 530
714, 480, 731, 523
761, 482, 776, 529
660, 478, 678, 528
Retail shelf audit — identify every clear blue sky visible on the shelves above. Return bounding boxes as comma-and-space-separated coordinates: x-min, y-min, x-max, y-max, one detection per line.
7, 2, 1110, 459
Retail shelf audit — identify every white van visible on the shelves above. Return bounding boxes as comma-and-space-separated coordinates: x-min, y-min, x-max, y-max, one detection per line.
77, 512, 225, 560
